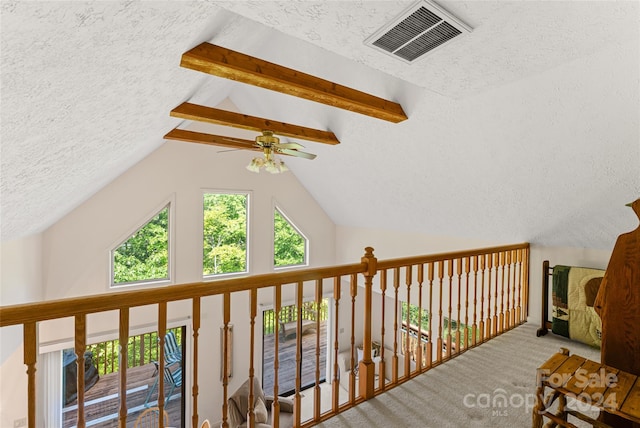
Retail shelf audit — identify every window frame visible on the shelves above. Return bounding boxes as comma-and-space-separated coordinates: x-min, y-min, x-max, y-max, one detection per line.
109, 198, 174, 289
273, 204, 309, 270
202, 189, 251, 280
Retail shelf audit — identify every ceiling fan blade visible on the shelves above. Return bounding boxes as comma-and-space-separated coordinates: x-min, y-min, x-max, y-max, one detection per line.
274, 142, 305, 150
278, 148, 317, 160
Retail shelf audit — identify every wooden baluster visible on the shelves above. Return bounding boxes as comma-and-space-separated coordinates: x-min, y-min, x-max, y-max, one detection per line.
516, 250, 528, 323
464, 257, 471, 350
491, 255, 498, 336
138, 335, 143, 367
221, 292, 231, 428
446, 260, 453, 359
479, 255, 486, 343
359, 247, 376, 399
294, 282, 303, 424
437, 260, 444, 363
131, 335, 137, 368
332, 277, 341, 410
416, 264, 424, 371
314, 279, 322, 420
524, 247, 530, 321
379, 270, 387, 390
392, 268, 400, 383
485, 254, 493, 340
404, 265, 412, 377
499, 251, 506, 334
24, 322, 37, 428
505, 251, 512, 330
510, 250, 517, 328
249, 288, 258, 428
471, 256, 478, 348
118, 309, 129, 428
427, 263, 434, 368
158, 303, 167, 424
526, 246, 531, 319
493, 253, 500, 336
515, 250, 521, 326
456, 258, 462, 355
75, 314, 87, 428
273, 285, 281, 427
349, 273, 357, 402
192, 297, 201, 428
140, 335, 145, 366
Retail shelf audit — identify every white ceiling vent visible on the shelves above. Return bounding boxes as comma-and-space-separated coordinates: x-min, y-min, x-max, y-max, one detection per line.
365, 0, 471, 64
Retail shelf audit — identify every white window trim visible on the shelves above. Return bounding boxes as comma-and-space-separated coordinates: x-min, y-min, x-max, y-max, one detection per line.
108, 195, 175, 289
272, 202, 309, 270
201, 189, 251, 280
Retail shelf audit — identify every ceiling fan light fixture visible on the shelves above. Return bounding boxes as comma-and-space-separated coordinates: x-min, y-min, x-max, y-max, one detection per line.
246, 157, 264, 173
246, 152, 288, 174
265, 159, 278, 173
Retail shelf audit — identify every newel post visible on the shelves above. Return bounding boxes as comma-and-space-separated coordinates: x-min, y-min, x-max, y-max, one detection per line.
359, 247, 377, 399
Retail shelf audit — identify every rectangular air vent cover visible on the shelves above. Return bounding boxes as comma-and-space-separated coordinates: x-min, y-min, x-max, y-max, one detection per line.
365, 0, 471, 63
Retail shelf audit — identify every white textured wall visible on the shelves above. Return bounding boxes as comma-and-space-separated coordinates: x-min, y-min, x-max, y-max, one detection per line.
0, 234, 43, 308
0, 235, 43, 427
1, 141, 336, 425
335, 226, 506, 263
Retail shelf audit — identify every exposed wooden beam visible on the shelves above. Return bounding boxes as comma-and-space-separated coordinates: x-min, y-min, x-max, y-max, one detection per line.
180, 43, 408, 123
170, 102, 340, 146
164, 128, 261, 151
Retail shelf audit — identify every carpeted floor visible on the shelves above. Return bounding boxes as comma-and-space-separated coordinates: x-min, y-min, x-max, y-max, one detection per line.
316, 322, 601, 428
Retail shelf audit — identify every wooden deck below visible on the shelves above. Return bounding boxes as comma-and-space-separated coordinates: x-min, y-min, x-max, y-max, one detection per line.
63, 363, 182, 427
263, 320, 328, 396
64, 320, 328, 426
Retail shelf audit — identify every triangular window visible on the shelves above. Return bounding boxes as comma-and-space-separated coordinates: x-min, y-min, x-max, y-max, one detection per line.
111, 205, 170, 286
274, 207, 307, 268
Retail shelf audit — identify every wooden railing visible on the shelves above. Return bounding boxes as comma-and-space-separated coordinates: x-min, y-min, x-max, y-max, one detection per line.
0, 243, 529, 428
263, 301, 328, 335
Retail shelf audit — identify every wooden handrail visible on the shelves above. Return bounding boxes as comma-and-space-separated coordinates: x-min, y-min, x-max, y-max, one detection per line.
0, 262, 366, 327
0, 243, 529, 327
376, 242, 529, 270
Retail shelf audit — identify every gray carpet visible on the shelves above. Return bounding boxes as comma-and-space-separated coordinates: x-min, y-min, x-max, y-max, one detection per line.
317, 323, 601, 428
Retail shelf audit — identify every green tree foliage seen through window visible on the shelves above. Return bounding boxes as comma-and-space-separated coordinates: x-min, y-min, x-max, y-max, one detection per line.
112, 206, 169, 285
274, 209, 306, 267
203, 193, 247, 276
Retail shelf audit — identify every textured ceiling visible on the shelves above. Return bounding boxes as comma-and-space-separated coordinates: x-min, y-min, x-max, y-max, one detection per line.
1, 1, 639, 250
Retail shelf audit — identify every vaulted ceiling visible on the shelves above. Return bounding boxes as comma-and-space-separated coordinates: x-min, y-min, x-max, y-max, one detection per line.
1, 1, 638, 249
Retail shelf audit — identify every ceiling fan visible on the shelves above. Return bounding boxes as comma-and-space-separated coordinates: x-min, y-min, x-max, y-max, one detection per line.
246, 130, 317, 173
164, 127, 317, 173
